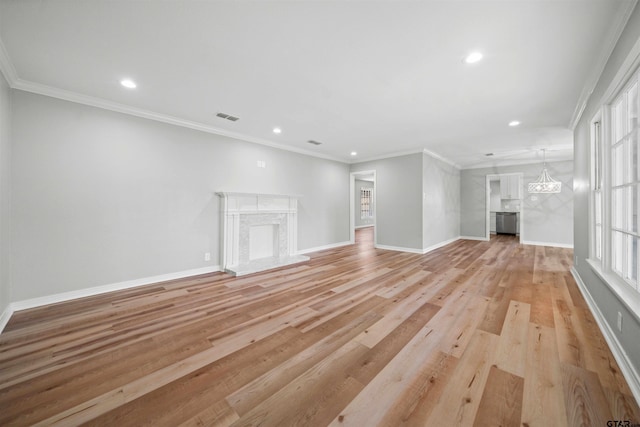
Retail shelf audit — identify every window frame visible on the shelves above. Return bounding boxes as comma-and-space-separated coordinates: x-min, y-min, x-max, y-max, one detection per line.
609, 75, 639, 292
588, 64, 640, 319
591, 117, 603, 263
360, 188, 373, 220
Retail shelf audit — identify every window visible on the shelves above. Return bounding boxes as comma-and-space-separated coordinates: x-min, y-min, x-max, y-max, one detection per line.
609, 74, 639, 292
360, 188, 373, 219
592, 120, 603, 261
588, 53, 640, 316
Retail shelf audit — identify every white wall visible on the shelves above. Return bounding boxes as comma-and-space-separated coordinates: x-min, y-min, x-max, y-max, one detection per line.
460, 161, 574, 246
422, 153, 460, 249
0, 72, 11, 316
10, 90, 350, 301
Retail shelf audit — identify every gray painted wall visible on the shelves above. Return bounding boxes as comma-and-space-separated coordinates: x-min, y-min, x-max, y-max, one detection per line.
354, 179, 374, 228
574, 6, 640, 377
460, 161, 574, 246
422, 153, 460, 249
351, 152, 460, 251
351, 154, 423, 250
0, 73, 10, 314
11, 91, 349, 301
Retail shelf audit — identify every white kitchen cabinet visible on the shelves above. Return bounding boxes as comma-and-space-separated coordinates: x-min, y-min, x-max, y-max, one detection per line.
500, 175, 522, 200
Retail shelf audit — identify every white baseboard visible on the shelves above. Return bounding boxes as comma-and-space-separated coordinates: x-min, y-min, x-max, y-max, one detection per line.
0, 241, 358, 333
297, 241, 352, 255
570, 267, 640, 405
422, 237, 460, 254
0, 304, 13, 334
376, 236, 460, 255
521, 240, 573, 249
458, 236, 573, 248
460, 235, 490, 242
375, 244, 425, 254
8, 265, 221, 314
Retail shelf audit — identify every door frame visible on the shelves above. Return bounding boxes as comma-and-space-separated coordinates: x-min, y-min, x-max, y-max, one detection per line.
350, 170, 377, 245
485, 173, 524, 242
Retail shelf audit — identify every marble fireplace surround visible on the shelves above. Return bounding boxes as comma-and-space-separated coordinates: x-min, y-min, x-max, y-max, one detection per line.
217, 192, 309, 276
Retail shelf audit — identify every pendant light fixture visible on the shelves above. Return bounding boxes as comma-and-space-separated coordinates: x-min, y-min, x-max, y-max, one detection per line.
528, 149, 561, 193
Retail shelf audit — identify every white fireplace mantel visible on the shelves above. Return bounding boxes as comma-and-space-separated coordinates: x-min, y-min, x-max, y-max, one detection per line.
217, 192, 309, 276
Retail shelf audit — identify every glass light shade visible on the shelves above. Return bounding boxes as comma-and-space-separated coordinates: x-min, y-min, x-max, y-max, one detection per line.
527, 167, 561, 193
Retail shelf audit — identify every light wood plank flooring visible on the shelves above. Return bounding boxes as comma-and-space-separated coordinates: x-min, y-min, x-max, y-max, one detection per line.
1, 228, 638, 426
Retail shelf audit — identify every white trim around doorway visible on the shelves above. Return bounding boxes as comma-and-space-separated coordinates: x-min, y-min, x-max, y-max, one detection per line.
485, 173, 524, 243
350, 170, 377, 246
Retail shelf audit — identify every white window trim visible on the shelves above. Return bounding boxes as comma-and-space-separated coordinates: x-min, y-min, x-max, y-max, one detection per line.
590, 112, 603, 264
587, 259, 640, 321
587, 64, 640, 324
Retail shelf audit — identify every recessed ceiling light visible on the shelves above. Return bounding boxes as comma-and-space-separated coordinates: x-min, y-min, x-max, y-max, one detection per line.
120, 79, 137, 89
273, 127, 282, 134
464, 52, 483, 64
509, 120, 521, 127
350, 151, 357, 156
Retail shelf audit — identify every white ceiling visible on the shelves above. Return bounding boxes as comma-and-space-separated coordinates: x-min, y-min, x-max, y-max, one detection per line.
0, 1, 634, 168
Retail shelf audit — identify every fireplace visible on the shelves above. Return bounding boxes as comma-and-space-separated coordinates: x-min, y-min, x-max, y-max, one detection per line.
249, 224, 278, 261
217, 192, 309, 276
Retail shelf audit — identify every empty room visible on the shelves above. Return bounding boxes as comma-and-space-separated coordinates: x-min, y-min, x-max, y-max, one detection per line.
1, 1, 640, 425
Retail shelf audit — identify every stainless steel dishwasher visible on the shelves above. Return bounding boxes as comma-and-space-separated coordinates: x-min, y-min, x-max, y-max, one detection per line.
496, 212, 518, 235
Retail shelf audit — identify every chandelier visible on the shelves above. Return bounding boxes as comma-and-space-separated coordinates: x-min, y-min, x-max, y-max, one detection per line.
528, 149, 561, 193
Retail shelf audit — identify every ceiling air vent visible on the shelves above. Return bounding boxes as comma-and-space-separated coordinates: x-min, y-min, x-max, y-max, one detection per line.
216, 112, 239, 122
307, 140, 322, 146
485, 153, 494, 157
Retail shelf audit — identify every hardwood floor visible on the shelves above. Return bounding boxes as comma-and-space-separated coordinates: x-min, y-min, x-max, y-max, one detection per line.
1, 228, 638, 426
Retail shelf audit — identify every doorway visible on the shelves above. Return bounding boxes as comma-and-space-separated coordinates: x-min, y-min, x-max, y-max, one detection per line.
350, 170, 376, 246
485, 173, 523, 243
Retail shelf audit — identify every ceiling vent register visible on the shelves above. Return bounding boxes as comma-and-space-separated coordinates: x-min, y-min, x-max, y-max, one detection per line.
216, 112, 240, 121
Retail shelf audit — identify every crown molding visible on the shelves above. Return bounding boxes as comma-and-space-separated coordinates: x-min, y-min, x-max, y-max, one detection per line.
0, 37, 18, 86
0, 35, 347, 165
349, 148, 425, 164
11, 78, 349, 164
350, 147, 459, 169
600, 32, 640, 106
7, 70, 463, 169
4, 67, 463, 168
422, 148, 460, 169
461, 156, 573, 171
569, 0, 638, 130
